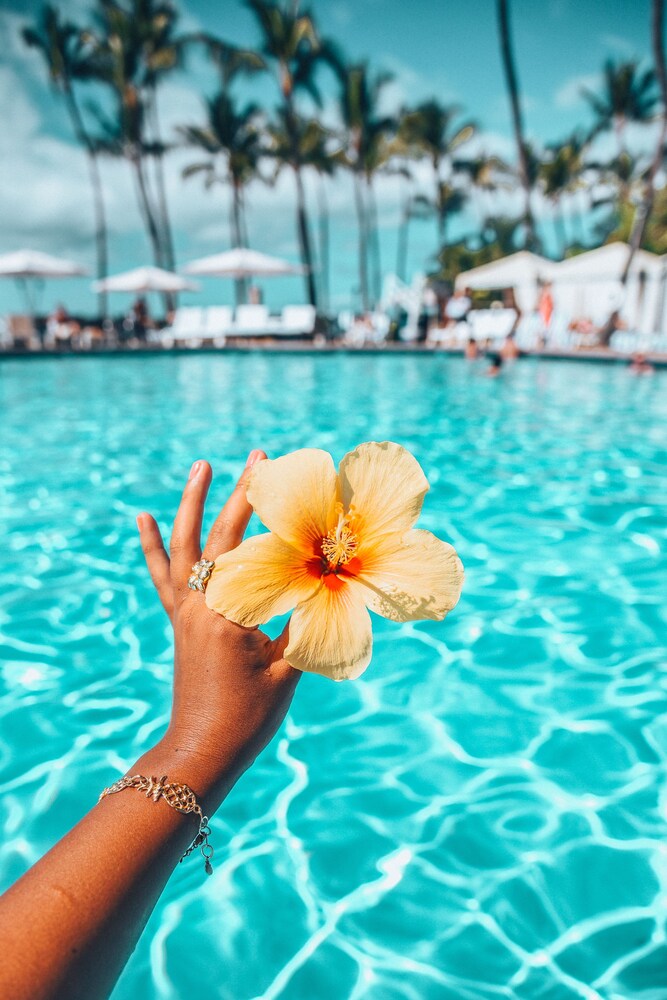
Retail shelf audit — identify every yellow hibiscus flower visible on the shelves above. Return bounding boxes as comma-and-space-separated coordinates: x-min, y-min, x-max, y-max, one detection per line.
205, 441, 464, 681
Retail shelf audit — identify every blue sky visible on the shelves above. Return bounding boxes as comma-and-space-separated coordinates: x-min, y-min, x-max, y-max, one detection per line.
0, 0, 657, 316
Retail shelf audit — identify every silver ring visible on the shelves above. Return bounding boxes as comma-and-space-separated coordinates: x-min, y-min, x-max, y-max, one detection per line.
188, 559, 215, 593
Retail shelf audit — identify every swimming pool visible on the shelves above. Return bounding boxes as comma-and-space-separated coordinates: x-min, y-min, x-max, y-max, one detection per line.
1, 353, 666, 999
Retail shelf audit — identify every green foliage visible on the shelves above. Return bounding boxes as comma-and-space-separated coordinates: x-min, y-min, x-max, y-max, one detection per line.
582, 59, 658, 147
598, 187, 667, 254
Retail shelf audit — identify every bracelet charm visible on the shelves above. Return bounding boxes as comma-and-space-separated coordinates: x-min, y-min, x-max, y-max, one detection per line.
99, 773, 214, 875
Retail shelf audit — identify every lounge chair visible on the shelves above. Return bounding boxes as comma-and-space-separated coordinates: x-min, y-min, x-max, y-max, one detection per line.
280, 305, 316, 335
0, 316, 12, 350
202, 306, 232, 341
232, 305, 272, 336
159, 307, 206, 347
610, 331, 636, 354
8, 315, 39, 350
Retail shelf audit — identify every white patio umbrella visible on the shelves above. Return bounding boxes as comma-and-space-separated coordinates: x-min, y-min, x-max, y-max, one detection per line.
0, 249, 88, 320
92, 266, 199, 294
183, 247, 303, 278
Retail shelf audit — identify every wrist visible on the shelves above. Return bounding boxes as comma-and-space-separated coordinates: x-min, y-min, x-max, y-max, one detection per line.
131, 735, 237, 818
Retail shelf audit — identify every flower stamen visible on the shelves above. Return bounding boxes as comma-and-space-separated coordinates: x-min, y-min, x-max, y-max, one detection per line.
321, 510, 358, 568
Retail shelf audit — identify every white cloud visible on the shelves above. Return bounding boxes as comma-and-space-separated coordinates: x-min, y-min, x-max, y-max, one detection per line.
600, 33, 641, 59
554, 72, 601, 109
377, 54, 460, 114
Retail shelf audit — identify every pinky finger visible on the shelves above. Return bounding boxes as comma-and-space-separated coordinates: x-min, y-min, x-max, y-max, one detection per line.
137, 513, 174, 619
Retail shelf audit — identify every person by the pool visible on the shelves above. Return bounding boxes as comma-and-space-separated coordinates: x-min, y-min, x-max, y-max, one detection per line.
0, 451, 301, 1000
537, 280, 554, 343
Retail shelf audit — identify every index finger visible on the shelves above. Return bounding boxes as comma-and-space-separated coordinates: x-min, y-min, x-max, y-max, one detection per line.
202, 450, 266, 560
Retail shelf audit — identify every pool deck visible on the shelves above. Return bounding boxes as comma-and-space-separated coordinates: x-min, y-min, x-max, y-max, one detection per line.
1, 342, 666, 367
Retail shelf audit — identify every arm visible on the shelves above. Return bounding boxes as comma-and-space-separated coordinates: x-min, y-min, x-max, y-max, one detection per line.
0, 452, 299, 1000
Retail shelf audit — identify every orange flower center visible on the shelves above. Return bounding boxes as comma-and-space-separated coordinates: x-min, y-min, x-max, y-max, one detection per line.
306, 510, 362, 589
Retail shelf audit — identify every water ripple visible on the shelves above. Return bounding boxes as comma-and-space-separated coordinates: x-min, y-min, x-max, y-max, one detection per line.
1, 355, 666, 998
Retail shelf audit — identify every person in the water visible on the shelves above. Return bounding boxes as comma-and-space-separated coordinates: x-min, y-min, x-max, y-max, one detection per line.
485, 352, 503, 377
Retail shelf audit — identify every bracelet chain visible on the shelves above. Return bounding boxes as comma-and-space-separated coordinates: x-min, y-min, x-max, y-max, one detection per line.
99, 773, 214, 875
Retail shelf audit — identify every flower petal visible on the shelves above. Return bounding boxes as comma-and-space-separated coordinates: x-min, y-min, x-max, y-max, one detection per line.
205, 532, 319, 627
338, 441, 429, 543
285, 584, 373, 681
247, 449, 339, 554
350, 528, 464, 622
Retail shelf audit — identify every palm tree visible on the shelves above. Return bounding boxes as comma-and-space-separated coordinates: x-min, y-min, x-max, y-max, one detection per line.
555, 132, 591, 248
397, 100, 474, 255
483, 215, 523, 256
582, 58, 658, 155
181, 92, 264, 304
623, 0, 667, 278
23, 4, 109, 316
452, 153, 511, 233
433, 181, 468, 260
132, 0, 186, 275
85, 0, 170, 279
294, 121, 338, 314
245, 0, 337, 307
336, 62, 396, 310
193, 35, 265, 87
496, 0, 538, 249
86, 0, 195, 307
597, 4, 666, 343
539, 148, 572, 255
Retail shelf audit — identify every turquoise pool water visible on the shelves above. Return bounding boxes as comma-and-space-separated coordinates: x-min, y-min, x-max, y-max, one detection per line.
1, 354, 666, 1000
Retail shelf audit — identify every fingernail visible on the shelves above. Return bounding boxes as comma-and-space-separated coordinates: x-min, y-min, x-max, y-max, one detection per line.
136, 514, 145, 529
189, 460, 202, 480
245, 450, 263, 468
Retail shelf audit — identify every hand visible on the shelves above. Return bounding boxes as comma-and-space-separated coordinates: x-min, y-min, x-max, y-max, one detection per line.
136, 452, 300, 799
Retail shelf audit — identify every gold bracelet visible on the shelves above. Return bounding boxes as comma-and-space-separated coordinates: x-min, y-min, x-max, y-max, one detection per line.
99, 774, 214, 875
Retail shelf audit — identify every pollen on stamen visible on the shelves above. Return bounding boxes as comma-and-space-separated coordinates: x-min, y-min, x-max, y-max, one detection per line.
321, 513, 358, 567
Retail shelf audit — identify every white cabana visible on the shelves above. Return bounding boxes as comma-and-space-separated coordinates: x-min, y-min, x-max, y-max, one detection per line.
183, 248, 303, 278
454, 251, 557, 312
549, 243, 664, 335
92, 266, 199, 294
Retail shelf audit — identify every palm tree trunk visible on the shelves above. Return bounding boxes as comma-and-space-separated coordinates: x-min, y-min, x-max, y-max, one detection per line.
366, 179, 382, 307
574, 192, 588, 246
231, 182, 247, 306
293, 165, 318, 308
623, 0, 666, 280
497, 0, 537, 249
239, 186, 251, 248
553, 204, 568, 257
131, 155, 171, 311
132, 158, 162, 260
63, 86, 109, 318
317, 178, 330, 314
147, 88, 176, 311
433, 163, 443, 253
353, 172, 370, 312
599, 0, 666, 343
436, 175, 449, 259
473, 189, 487, 236
147, 89, 176, 269
396, 194, 410, 283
